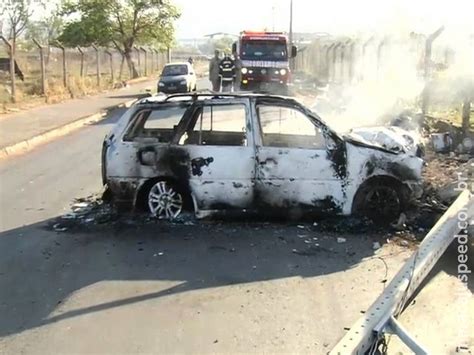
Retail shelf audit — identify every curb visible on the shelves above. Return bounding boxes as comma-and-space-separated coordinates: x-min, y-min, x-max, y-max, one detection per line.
0, 98, 137, 161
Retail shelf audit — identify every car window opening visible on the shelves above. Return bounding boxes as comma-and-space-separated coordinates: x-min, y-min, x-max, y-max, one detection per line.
126, 106, 189, 143
179, 104, 247, 147
257, 105, 326, 149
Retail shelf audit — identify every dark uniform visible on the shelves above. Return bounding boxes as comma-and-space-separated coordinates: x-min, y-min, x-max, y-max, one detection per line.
218, 55, 236, 92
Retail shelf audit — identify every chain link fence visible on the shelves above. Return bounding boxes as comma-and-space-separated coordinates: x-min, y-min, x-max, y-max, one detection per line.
0, 41, 168, 104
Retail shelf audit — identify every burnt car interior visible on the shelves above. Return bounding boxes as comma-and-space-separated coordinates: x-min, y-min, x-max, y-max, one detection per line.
123, 103, 191, 143
256, 103, 326, 149
178, 103, 248, 147
124, 95, 337, 153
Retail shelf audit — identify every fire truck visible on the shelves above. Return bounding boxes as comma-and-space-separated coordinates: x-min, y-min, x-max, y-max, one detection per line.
232, 31, 297, 94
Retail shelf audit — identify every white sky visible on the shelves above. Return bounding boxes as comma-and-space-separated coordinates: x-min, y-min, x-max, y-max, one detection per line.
173, 0, 474, 38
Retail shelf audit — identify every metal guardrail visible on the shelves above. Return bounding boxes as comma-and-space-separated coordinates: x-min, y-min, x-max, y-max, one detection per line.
330, 189, 473, 355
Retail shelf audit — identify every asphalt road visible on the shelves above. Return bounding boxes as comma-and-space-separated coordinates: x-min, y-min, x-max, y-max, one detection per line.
0, 80, 472, 354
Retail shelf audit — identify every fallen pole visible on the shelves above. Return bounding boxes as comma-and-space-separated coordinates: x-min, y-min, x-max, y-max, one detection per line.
330, 189, 473, 355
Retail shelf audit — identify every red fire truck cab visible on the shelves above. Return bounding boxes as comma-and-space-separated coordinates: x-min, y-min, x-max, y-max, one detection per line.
232, 31, 297, 94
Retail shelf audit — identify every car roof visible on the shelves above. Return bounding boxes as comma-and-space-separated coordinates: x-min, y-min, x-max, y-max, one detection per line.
163, 62, 190, 67
137, 92, 295, 105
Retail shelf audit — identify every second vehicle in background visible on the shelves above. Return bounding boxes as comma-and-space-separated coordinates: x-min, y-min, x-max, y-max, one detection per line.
157, 62, 197, 94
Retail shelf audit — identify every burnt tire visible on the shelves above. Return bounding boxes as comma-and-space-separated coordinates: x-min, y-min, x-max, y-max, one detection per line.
353, 181, 403, 224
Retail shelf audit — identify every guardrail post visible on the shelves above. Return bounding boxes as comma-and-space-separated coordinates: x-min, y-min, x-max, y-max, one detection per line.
32, 38, 46, 96
0, 35, 16, 102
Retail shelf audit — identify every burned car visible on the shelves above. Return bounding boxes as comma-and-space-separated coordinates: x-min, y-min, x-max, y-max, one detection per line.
102, 93, 423, 221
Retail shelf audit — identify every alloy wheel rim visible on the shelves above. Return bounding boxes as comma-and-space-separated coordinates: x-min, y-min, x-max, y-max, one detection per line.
148, 181, 183, 219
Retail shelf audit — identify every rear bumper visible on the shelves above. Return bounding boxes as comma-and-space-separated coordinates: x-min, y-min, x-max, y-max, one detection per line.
106, 177, 145, 211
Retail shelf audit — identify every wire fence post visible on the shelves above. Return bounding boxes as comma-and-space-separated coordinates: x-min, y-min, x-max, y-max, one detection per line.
77, 47, 85, 78
141, 47, 148, 76
56, 42, 68, 88
105, 49, 114, 84
134, 46, 141, 76
422, 26, 445, 116
32, 38, 46, 96
0, 35, 16, 103
92, 45, 101, 88
154, 48, 158, 73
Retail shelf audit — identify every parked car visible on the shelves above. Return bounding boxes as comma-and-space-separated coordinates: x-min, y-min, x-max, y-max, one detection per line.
157, 62, 197, 94
102, 93, 423, 222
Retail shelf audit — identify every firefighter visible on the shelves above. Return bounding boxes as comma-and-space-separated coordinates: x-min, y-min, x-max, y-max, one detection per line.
218, 53, 236, 92
209, 50, 221, 91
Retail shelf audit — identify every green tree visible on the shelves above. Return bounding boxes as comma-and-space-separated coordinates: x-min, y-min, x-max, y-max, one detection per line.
58, 0, 180, 77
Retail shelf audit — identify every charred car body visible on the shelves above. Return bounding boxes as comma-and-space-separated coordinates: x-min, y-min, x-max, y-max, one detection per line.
102, 93, 423, 221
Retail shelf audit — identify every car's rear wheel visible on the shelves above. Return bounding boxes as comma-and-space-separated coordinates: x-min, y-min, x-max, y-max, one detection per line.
148, 181, 184, 219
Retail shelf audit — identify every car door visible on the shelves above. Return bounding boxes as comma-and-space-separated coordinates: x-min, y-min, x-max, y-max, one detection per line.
253, 100, 346, 215
176, 99, 256, 212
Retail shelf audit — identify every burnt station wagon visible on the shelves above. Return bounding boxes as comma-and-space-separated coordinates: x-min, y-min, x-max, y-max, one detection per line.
102, 93, 423, 221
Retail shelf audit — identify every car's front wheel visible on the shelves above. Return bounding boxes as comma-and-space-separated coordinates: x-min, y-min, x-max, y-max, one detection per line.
147, 181, 184, 219
353, 180, 404, 223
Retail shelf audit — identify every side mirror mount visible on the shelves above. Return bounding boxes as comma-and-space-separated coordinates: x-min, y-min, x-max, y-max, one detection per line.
231, 42, 237, 54
291, 45, 298, 58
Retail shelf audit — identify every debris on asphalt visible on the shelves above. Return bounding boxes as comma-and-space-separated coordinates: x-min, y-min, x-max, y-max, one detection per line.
391, 213, 407, 231
400, 240, 410, 247
292, 245, 337, 256
53, 223, 68, 232
337, 237, 347, 244
372, 242, 381, 250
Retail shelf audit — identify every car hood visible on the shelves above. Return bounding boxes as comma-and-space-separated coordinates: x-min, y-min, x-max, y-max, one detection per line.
159, 75, 188, 83
343, 126, 421, 156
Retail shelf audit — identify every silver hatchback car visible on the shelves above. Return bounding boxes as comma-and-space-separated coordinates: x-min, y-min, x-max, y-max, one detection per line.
102, 93, 423, 221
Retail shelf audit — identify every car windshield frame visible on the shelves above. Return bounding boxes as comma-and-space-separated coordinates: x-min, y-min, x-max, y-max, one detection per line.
161, 64, 188, 77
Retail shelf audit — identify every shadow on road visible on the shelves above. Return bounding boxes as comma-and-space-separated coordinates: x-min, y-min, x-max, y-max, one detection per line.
0, 217, 383, 338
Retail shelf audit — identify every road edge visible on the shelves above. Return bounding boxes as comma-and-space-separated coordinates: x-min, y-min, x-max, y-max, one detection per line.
0, 98, 137, 161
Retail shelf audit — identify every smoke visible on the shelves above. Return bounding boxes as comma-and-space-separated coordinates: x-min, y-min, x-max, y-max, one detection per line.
311, 28, 474, 133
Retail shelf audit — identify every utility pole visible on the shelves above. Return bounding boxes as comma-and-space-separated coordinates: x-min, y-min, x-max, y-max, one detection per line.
289, 0, 294, 71
289, 0, 293, 45
272, 4, 275, 32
